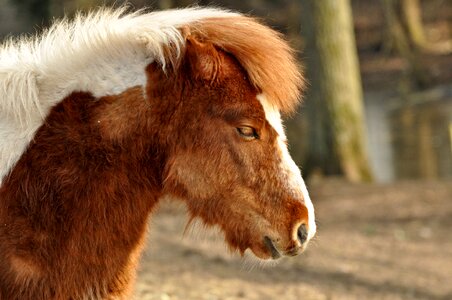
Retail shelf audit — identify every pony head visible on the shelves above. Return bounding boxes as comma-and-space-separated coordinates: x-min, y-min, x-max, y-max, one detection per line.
149, 19, 316, 259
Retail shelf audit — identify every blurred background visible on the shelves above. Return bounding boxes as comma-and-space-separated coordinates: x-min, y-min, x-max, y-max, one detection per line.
1, 0, 451, 299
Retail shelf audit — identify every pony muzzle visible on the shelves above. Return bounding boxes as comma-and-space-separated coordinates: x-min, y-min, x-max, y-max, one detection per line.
263, 236, 282, 259
262, 223, 310, 260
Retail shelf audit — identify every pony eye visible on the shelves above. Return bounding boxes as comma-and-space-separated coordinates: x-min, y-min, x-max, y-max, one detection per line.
237, 126, 258, 140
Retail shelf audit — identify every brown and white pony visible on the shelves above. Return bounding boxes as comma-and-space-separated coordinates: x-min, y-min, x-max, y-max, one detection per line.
0, 7, 316, 299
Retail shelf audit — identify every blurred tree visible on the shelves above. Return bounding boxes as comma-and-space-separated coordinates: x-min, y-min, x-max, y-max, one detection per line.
402, 0, 426, 48
382, 0, 429, 87
9, 0, 51, 28
300, 0, 373, 182
158, 0, 173, 9
383, 0, 426, 52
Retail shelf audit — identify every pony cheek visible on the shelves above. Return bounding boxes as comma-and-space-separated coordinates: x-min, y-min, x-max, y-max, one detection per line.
163, 155, 218, 200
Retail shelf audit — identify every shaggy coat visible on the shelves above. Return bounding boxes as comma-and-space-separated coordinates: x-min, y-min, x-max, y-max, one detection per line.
0, 7, 314, 300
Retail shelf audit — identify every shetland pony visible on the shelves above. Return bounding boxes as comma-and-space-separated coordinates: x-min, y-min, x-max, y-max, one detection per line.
0, 7, 316, 299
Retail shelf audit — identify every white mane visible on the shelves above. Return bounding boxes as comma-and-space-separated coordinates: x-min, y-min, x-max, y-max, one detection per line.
0, 7, 238, 185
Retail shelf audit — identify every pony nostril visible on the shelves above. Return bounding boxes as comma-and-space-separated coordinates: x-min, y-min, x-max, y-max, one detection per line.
297, 224, 308, 244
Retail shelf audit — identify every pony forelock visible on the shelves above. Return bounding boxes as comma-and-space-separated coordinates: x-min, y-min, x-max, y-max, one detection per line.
188, 16, 304, 114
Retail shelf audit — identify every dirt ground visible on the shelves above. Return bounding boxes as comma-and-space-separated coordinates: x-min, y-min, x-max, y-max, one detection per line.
133, 179, 452, 300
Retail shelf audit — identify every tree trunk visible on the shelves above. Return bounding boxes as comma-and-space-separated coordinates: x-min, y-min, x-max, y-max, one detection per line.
401, 0, 426, 49
158, 0, 173, 10
382, 0, 411, 55
417, 109, 437, 179
381, 0, 430, 87
382, 0, 426, 51
300, 0, 373, 182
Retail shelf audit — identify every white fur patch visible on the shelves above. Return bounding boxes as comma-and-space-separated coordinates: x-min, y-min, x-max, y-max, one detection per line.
256, 94, 285, 138
257, 94, 316, 241
0, 7, 240, 186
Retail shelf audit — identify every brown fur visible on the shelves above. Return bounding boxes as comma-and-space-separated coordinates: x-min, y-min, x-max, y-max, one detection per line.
0, 34, 309, 299
183, 16, 304, 114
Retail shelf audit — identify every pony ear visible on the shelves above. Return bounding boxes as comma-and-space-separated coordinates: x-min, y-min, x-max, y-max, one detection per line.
185, 37, 222, 82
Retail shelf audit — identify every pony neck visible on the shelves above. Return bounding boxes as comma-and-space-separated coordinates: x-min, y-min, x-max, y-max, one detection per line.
94, 85, 170, 195
0, 84, 169, 298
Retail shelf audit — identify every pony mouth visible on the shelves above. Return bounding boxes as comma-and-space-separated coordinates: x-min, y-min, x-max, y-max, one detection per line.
263, 236, 282, 259
262, 236, 307, 259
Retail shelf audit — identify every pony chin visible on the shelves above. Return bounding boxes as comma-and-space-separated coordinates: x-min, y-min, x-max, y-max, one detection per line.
183, 216, 245, 257
161, 199, 234, 256
181, 214, 281, 269
181, 210, 273, 262
241, 250, 281, 269
183, 216, 225, 244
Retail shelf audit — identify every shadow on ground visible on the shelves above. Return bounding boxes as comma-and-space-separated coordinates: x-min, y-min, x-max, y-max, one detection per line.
135, 179, 452, 300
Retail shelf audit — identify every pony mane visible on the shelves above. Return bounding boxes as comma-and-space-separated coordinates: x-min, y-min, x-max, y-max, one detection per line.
0, 6, 303, 184
0, 7, 239, 124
